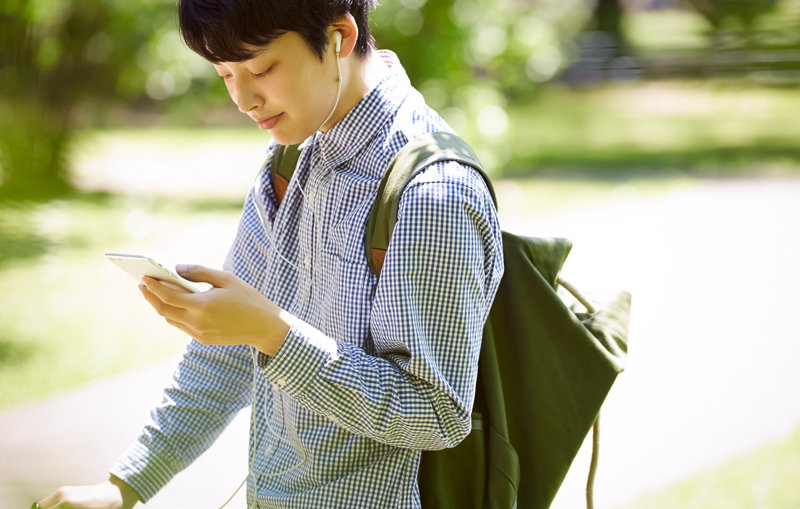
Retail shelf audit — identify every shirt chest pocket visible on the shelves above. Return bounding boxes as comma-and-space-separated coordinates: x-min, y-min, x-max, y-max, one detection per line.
319, 251, 375, 348
319, 192, 379, 348
322, 188, 376, 265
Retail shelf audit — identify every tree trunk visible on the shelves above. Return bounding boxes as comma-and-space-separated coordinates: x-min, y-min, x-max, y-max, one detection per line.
593, 0, 626, 48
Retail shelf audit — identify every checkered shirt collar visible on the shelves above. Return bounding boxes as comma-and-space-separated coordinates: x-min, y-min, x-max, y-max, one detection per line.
314, 50, 410, 170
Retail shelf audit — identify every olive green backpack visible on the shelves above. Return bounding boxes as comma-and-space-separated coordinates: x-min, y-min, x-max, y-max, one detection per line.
271, 132, 630, 509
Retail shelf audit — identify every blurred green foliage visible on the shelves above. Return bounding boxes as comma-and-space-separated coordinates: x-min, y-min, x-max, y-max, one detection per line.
369, 0, 595, 171
0, 0, 210, 199
371, 0, 593, 95
2, 0, 800, 198
0, 0, 598, 196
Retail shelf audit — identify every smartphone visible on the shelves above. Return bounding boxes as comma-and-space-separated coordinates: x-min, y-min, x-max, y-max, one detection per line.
105, 253, 199, 293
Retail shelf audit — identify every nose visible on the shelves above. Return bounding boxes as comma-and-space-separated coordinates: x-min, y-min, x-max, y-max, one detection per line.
233, 76, 260, 113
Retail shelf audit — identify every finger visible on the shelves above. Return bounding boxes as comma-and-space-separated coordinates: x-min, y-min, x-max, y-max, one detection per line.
141, 277, 194, 307
176, 264, 232, 287
139, 284, 191, 321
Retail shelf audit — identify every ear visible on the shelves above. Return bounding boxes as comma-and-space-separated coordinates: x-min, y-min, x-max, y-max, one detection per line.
330, 13, 359, 60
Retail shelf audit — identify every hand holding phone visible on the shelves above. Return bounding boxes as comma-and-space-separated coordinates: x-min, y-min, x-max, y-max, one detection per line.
109, 256, 290, 355
105, 253, 199, 293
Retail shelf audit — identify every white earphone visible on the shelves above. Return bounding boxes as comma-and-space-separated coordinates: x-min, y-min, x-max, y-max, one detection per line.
317, 30, 343, 131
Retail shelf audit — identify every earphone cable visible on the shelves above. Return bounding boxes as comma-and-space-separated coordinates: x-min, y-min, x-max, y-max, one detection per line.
217, 346, 308, 508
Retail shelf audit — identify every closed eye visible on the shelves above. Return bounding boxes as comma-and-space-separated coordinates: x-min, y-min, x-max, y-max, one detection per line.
254, 66, 273, 78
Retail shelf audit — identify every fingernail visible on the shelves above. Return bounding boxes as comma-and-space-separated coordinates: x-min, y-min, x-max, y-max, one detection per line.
176, 264, 187, 275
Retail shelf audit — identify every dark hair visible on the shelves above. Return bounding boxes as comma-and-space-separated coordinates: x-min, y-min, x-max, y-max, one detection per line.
179, 0, 377, 63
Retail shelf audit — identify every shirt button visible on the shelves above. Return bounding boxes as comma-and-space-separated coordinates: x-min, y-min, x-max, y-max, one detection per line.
276, 378, 287, 387
304, 256, 311, 267
308, 192, 314, 203
301, 290, 308, 302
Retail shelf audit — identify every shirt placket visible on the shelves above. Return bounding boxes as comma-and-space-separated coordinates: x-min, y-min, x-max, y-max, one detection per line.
298, 166, 317, 313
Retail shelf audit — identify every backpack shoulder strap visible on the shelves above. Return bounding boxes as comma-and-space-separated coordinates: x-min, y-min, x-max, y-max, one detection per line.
270, 143, 303, 204
365, 132, 497, 277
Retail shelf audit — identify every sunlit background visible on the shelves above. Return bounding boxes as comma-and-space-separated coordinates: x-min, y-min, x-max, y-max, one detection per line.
2, 0, 800, 507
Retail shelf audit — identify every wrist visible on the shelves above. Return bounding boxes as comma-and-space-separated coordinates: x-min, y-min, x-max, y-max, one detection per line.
109, 474, 140, 509
253, 309, 292, 356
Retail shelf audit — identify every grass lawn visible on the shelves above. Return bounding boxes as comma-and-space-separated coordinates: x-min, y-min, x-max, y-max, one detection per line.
618, 424, 800, 509
503, 83, 800, 178
624, 9, 710, 51
0, 194, 241, 410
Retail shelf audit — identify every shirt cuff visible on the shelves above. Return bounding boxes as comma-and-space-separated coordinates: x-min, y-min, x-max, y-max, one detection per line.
260, 314, 339, 401
109, 440, 177, 503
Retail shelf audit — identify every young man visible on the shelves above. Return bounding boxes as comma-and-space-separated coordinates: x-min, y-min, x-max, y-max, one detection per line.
38, 0, 503, 507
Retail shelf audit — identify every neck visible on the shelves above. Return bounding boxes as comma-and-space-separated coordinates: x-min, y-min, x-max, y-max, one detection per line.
319, 50, 388, 133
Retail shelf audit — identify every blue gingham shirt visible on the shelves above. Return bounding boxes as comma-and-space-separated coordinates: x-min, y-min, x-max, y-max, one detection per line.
111, 51, 504, 508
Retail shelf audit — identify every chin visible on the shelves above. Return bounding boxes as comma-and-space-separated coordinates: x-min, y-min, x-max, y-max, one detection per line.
268, 125, 314, 147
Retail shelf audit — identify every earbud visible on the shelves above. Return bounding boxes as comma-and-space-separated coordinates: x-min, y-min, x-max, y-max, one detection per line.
316, 30, 344, 133
333, 31, 342, 55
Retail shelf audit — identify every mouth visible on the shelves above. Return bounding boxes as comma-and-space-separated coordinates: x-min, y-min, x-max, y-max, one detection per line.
256, 113, 283, 130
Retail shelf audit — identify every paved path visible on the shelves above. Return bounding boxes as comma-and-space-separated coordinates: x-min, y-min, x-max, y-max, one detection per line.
0, 354, 250, 509
2, 179, 799, 508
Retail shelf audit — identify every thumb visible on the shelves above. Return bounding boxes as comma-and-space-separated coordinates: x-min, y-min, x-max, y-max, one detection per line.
176, 264, 230, 287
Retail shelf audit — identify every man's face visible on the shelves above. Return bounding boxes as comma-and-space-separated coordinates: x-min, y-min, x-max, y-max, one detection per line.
213, 32, 339, 145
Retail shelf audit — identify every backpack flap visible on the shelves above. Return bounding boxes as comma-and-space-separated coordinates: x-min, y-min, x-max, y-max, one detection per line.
484, 232, 629, 509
